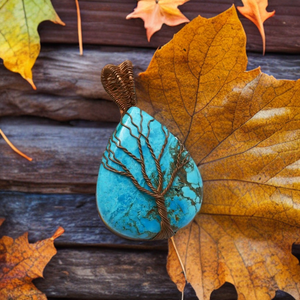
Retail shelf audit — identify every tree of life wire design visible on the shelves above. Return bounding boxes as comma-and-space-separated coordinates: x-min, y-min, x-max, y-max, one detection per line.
101, 60, 190, 239
101, 109, 190, 240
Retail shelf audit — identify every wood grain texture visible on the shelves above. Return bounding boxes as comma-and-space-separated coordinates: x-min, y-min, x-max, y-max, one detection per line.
0, 191, 298, 300
0, 45, 299, 122
0, 117, 115, 193
33, 248, 198, 300
0, 191, 166, 249
0, 45, 156, 122
33, 249, 300, 300
38, 0, 300, 53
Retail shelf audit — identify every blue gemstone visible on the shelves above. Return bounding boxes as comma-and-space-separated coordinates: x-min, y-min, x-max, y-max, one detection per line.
96, 107, 203, 240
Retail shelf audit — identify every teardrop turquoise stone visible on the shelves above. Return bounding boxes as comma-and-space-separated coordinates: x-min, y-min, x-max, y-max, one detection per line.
96, 107, 203, 240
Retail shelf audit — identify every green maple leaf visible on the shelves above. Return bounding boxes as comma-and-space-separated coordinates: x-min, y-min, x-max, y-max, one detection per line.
0, 0, 64, 89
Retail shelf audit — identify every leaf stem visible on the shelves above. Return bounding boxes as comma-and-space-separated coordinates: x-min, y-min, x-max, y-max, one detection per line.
75, 0, 83, 55
51, 226, 65, 240
170, 236, 187, 280
0, 129, 32, 161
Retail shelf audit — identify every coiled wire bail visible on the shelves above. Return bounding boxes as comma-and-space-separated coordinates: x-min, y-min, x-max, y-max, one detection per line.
101, 60, 136, 116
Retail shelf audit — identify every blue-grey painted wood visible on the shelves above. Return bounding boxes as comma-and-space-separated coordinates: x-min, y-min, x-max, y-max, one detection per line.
0, 191, 166, 249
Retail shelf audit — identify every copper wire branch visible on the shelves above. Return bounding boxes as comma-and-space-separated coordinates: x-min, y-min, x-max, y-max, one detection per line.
101, 111, 190, 240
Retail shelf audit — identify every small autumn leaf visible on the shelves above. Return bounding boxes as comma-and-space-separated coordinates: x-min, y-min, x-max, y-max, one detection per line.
237, 0, 275, 54
136, 5, 300, 299
126, 0, 189, 41
0, 0, 65, 89
0, 223, 64, 300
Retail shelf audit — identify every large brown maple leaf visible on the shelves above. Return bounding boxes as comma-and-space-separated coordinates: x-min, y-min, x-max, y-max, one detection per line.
136, 6, 300, 300
126, 0, 189, 41
0, 221, 64, 300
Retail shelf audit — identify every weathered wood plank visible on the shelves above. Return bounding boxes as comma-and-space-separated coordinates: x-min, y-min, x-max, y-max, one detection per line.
33, 248, 199, 300
0, 45, 299, 122
0, 117, 114, 193
33, 248, 298, 300
0, 45, 156, 122
1, 190, 300, 259
32, 248, 296, 300
1, 191, 298, 300
45, 288, 295, 300
38, 0, 300, 53
0, 191, 166, 249
247, 53, 300, 81
44, 287, 300, 300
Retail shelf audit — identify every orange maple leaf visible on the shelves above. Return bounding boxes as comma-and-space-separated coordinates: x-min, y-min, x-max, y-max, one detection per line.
136, 5, 300, 299
237, 0, 275, 54
0, 223, 64, 300
126, 0, 189, 41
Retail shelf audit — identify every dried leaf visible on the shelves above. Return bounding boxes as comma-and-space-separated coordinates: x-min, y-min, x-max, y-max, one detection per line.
126, 0, 189, 41
137, 6, 300, 299
0, 223, 64, 300
237, 0, 275, 54
167, 238, 186, 293
0, 0, 65, 89
168, 215, 300, 300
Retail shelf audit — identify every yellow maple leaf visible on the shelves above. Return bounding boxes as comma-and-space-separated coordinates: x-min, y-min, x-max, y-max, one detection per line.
0, 0, 65, 89
136, 6, 300, 299
126, 0, 189, 41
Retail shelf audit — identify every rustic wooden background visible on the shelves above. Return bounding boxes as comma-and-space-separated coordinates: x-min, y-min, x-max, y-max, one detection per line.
0, 1, 300, 299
